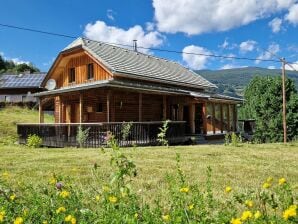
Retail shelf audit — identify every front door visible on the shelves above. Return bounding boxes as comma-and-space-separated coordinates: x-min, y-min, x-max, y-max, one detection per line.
195, 104, 203, 134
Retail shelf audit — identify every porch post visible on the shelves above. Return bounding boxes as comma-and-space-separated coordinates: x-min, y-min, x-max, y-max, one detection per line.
202, 102, 207, 134
212, 103, 215, 134
107, 90, 110, 122
220, 104, 223, 133
58, 96, 63, 123
39, 97, 44, 123
227, 104, 230, 132
233, 104, 237, 132
189, 103, 195, 134
79, 93, 83, 123
163, 95, 167, 120
139, 93, 142, 121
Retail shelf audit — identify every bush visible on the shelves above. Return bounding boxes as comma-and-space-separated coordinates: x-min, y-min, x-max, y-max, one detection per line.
26, 134, 42, 148
76, 126, 90, 148
157, 120, 170, 146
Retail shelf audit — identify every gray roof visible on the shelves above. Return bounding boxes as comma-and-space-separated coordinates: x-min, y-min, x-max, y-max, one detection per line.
0, 73, 46, 89
62, 38, 217, 89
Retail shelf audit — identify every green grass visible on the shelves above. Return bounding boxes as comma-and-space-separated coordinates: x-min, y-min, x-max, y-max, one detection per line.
0, 106, 297, 204
0, 106, 53, 144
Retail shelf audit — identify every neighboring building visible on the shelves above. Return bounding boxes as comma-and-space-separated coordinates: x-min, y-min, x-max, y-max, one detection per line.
0, 73, 46, 105
18, 38, 242, 147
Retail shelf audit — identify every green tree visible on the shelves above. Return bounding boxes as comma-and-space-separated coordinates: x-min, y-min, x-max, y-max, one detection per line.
239, 76, 298, 142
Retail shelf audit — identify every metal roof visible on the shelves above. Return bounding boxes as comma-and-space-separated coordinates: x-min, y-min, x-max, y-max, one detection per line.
0, 73, 46, 89
62, 38, 217, 89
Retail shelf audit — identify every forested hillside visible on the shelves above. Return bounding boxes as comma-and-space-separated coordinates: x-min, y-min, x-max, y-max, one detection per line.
197, 67, 298, 97
0, 55, 40, 74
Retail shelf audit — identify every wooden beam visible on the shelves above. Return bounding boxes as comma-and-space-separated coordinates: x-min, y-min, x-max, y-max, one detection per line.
107, 90, 110, 122
202, 103, 207, 134
233, 104, 237, 132
212, 103, 215, 134
39, 98, 44, 124
227, 104, 230, 132
79, 93, 83, 123
163, 95, 167, 120
189, 104, 195, 134
220, 104, 223, 133
138, 93, 142, 122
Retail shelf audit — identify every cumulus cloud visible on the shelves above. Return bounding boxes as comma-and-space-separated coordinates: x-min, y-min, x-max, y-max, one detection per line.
285, 61, 298, 70
153, 0, 296, 35
239, 40, 258, 53
0, 52, 29, 65
256, 43, 280, 64
285, 4, 298, 24
268, 65, 276, 69
269, 17, 283, 32
84, 21, 164, 53
221, 64, 237, 70
182, 45, 211, 70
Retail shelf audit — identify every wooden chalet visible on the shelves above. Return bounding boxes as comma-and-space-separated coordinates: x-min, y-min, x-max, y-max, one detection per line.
17, 38, 242, 147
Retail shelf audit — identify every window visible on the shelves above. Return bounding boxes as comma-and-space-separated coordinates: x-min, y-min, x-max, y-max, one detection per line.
96, 103, 103, 113
87, 63, 94, 80
69, 67, 75, 83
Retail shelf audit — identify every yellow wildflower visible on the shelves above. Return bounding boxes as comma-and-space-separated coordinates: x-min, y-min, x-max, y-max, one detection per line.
2, 172, 9, 178
188, 204, 194, 210
95, 195, 100, 201
42, 221, 48, 224
56, 206, 66, 214
179, 187, 189, 193
262, 182, 271, 189
279, 178, 286, 185
230, 218, 242, 224
59, 190, 70, 198
102, 186, 110, 192
266, 177, 273, 183
244, 200, 253, 208
241, 210, 253, 221
254, 211, 261, 219
10, 193, 16, 201
108, 196, 117, 203
225, 186, 232, 193
49, 177, 56, 185
162, 214, 170, 222
65, 215, 76, 224
13, 217, 23, 224
0, 211, 5, 222
134, 213, 138, 219
283, 205, 297, 220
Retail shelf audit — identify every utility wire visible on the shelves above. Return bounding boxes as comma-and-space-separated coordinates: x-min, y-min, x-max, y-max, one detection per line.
0, 22, 294, 65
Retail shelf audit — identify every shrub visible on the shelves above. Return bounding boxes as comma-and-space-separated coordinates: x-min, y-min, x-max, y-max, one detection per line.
76, 126, 90, 148
26, 134, 42, 148
121, 121, 133, 141
157, 120, 170, 146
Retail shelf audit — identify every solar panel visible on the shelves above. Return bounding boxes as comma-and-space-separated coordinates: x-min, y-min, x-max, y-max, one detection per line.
0, 73, 46, 88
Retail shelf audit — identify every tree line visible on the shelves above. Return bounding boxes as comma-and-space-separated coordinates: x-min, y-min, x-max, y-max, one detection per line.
0, 55, 40, 74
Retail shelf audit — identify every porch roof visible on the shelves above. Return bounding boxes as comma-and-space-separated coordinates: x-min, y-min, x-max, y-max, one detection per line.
34, 79, 242, 103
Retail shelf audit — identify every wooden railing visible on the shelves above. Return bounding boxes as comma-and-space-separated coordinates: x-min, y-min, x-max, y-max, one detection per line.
17, 121, 186, 147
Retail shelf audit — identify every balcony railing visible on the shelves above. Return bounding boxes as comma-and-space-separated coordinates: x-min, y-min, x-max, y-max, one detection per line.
17, 121, 186, 147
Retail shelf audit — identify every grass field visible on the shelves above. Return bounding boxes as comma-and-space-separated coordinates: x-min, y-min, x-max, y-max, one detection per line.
0, 107, 297, 203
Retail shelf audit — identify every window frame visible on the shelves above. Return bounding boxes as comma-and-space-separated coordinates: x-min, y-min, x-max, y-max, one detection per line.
87, 63, 94, 80
69, 67, 76, 83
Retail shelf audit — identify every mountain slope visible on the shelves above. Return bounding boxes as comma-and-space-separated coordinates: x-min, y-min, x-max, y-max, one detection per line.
196, 67, 298, 97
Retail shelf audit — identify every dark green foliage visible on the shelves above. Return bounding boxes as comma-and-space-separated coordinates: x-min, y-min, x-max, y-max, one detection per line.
239, 76, 298, 142
0, 55, 40, 74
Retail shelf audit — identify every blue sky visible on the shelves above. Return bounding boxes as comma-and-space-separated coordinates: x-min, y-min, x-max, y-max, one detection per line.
0, 0, 298, 72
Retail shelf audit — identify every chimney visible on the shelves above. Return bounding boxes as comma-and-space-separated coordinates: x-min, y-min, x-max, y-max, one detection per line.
133, 40, 138, 52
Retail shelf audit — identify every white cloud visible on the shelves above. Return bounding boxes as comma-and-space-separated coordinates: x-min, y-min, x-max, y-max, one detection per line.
268, 65, 276, 69
285, 61, 298, 70
153, 0, 296, 35
285, 4, 298, 24
182, 45, 211, 70
146, 22, 155, 31
269, 17, 283, 32
219, 39, 229, 49
84, 21, 164, 53
256, 43, 280, 64
221, 64, 236, 70
107, 9, 116, 21
239, 40, 258, 52
10, 58, 30, 65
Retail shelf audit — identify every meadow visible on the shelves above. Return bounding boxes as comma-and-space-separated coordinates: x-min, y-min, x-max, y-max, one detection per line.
0, 107, 297, 223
